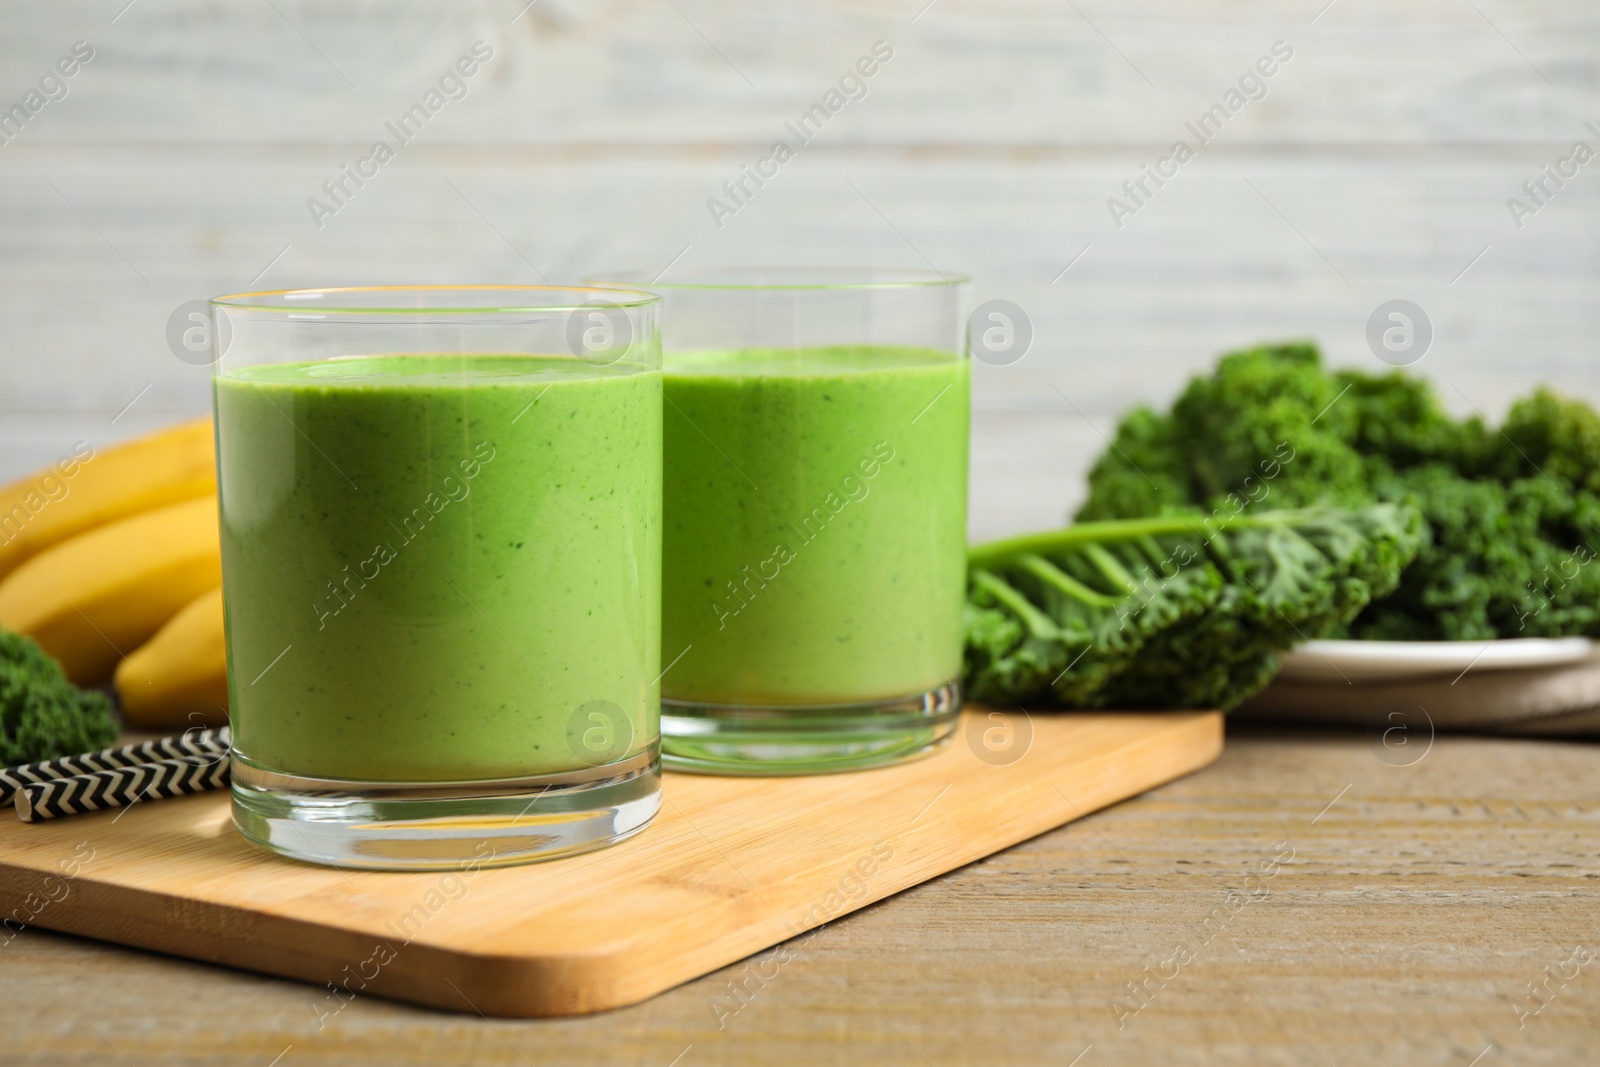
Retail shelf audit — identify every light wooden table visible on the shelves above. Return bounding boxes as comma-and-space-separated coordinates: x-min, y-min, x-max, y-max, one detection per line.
5, 722, 1595, 1066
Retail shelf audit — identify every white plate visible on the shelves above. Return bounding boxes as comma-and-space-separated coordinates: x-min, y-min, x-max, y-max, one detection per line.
1277, 637, 1595, 684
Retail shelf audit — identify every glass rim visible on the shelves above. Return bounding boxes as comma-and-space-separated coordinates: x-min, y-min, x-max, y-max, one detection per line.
209, 284, 662, 314
585, 267, 970, 291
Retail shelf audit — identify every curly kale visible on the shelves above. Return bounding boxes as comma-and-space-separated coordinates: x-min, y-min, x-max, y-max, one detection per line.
1076, 343, 1600, 640
1073, 406, 1195, 521
964, 504, 1422, 709
1497, 387, 1600, 493
1355, 465, 1600, 640
0, 629, 118, 766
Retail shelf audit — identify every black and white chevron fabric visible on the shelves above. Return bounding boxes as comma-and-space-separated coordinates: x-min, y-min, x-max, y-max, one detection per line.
14, 753, 231, 823
0, 727, 230, 805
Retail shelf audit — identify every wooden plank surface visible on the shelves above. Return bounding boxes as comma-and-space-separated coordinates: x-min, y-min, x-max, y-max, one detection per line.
3, 722, 1595, 1065
2, 0, 1593, 144
2, 0, 1597, 547
0, 710, 1222, 1018
4, 150, 1594, 543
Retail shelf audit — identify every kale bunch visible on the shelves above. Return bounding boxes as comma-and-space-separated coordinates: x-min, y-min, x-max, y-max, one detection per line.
1076, 343, 1600, 640
965, 504, 1422, 709
0, 628, 118, 765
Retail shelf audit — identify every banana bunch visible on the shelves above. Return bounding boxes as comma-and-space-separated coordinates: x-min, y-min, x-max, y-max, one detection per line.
0, 419, 229, 729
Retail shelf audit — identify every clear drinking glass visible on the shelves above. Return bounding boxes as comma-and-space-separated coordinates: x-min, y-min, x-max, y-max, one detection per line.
210, 286, 663, 869
589, 268, 970, 774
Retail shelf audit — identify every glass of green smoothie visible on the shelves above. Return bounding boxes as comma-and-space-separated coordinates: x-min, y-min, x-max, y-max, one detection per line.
209, 286, 663, 869
588, 268, 970, 774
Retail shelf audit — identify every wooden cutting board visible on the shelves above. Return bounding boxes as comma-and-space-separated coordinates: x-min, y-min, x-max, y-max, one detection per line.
0, 709, 1220, 1017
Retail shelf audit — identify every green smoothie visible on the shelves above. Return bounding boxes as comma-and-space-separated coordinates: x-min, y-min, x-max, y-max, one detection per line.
216, 354, 661, 782
661, 346, 969, 706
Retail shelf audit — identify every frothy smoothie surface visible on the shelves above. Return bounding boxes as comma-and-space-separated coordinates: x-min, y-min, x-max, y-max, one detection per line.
661, 345, 969, 706
217, 354, 662, 781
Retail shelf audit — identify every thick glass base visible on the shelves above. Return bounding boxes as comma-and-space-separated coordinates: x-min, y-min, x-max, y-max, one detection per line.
661, 681, 960, 776
230, 747, 661, 871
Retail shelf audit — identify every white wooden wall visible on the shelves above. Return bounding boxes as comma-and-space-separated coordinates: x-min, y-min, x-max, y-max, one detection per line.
1, 0, 1595, 540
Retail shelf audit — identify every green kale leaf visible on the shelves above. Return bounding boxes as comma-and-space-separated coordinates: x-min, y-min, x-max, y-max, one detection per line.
1076, 343, 1600, 641
965, 504, 1422, 709
0, 628, 118, 766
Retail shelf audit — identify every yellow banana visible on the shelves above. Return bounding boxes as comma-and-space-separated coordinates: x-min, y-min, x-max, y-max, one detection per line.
0, 496, 221, 684
0, 417, 214, 582
116, 587, 228, 729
